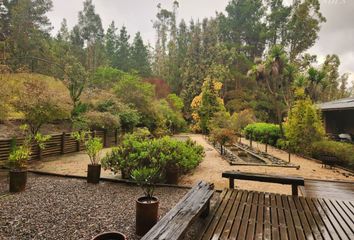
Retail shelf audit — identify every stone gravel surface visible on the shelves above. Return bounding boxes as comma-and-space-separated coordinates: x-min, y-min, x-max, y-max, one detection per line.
0, 174, 189, 240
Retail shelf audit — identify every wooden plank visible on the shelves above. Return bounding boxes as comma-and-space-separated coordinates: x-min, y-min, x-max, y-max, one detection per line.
245, 191, 259, 239
201, 189, 232, 240
220, 190, 243, 240
270, 193, 280, 240
294, 196, 317, 240
222, 171, 305, 186
328, 199, 354, 229
263, 193, 271, 240
317, 198, 350, 240
312, 198, 341, 240
228, 190, 248, 240
322, 199, 353, 237
287, 196, 310, 240
237, 191, 253, 240
281, 195, 298, 240
254, 192, 264, 240
298, 197, 323, 240
212, 188, 238, 239
275, 194, 288, 240
198, 189, 228, 240
142, 181, 214, 240
337, 201, 354, 224
304, 198, 332, 240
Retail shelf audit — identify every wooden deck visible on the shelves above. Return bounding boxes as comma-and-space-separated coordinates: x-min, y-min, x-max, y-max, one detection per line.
199, 189, 354, 240
303, 179, 354, 202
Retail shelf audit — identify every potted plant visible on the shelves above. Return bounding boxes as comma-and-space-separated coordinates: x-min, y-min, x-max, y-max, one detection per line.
8, 145, 31, 193
132, 167, 161, 236
8, 125, 50, 193
91, 232, 126, 240
72, 131, 103, 184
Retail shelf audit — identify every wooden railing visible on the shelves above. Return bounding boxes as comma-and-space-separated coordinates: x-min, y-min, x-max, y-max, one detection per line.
0, 129, 119, 166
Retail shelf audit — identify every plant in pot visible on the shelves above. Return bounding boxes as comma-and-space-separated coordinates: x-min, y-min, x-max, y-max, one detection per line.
72, 131, 103, 184
91, 232, 126, 240
8, 125, 50, 193
132, 167, 161, 236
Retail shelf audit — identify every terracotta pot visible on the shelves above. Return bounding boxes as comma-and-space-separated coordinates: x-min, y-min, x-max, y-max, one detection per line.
87, 164, 101, 184
91, 232, 126, 240
165, 167, 179, 184
9, 170, 27, 193
136, 196, 159, 236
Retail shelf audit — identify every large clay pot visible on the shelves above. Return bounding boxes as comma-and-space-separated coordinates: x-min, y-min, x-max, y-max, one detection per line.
136, 196, 159, 236
165, 167, 179, 184
9, 170, 27, 193
91, 232, 126, 240
87, 164, 101, 184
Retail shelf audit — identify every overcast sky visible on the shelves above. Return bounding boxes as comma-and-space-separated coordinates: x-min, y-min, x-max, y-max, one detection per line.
47, 0, 354, 85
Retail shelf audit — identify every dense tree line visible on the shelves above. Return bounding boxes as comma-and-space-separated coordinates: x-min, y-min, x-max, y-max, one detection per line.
0, 0, 352, 134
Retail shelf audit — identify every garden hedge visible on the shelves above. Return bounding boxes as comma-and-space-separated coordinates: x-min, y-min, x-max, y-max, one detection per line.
243, 122, 281, 146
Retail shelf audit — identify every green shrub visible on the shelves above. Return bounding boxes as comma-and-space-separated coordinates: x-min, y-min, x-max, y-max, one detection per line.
243, 123, 281, 146
311, 140, 354, 167
101, 133, 204, 180
284, 93, 325, 155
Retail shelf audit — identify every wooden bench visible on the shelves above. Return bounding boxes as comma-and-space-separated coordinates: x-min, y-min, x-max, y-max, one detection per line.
222, 171, 304, 196
141, 181, 214, 240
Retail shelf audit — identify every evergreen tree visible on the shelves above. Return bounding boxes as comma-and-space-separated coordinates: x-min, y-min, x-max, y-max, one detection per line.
57, 18, 70, 42
5, 0, 53, 69
105, 21, 118, 67
131, 32, 151, 77
115, 26, 131, 71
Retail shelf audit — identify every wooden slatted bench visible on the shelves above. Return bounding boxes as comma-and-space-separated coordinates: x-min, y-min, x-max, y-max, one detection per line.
141, 181, 214, 240
222, 171, 305, 195
198, 188, 354, 240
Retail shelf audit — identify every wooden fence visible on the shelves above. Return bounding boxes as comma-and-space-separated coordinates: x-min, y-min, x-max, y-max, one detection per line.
0, 129, 119, 166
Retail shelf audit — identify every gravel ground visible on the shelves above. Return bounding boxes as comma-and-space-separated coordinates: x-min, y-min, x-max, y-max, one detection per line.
180, 134, 354, 194
0, 174, 190, 240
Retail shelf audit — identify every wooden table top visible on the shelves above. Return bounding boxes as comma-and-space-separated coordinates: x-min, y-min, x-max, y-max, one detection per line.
198, 188, 354, 240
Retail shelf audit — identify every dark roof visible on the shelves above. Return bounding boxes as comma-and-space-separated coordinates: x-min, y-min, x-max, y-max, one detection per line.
319, 97, 354, 111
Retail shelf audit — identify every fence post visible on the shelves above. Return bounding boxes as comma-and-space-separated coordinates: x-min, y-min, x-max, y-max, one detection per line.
103, 129, 107, 147
61, 132, 65, 154
265, 134, 268, 153
250, 134, 253, 148
77, 131, 81, 152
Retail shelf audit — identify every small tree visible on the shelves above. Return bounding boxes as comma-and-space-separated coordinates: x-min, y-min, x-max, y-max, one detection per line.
9, 124, 51, 170
284, 89, 325, 155
15, 79, 71, 135
71, 131, 103, 165
210, 128, 237, 155
131, 167, 160, 200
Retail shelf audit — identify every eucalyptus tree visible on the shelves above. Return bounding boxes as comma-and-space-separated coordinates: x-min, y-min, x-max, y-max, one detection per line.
77, 0, 104, 72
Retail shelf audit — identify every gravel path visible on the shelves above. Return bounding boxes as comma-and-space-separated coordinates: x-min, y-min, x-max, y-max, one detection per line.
0, 174, 188, 240
179, 134, 354, 194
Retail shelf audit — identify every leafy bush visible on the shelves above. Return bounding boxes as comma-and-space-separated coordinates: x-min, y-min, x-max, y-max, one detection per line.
284, 92, 325, 154
243, 122, 281, 146
84, 111, 120, 130
311, 140, 354, 167
102, 132, 204, 181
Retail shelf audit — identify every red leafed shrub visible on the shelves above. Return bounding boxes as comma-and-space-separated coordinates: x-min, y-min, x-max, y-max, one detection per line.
144, 78, 171, 99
